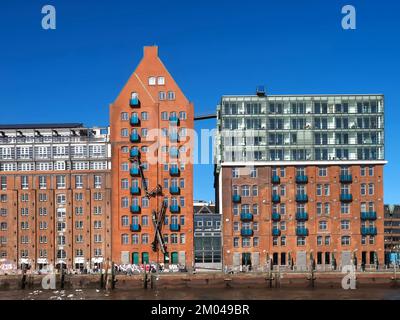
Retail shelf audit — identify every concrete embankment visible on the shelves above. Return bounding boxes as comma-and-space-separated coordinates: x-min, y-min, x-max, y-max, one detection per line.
0, 272, 399, 291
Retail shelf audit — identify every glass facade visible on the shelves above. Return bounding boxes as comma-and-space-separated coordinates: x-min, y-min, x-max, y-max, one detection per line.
216, 95, 384, 164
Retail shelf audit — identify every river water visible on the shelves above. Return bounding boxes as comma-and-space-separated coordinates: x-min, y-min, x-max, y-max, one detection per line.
1, 287, 400, 300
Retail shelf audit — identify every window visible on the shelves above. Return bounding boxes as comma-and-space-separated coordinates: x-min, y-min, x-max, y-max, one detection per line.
341, 203, 350, 214
39, 176, 47, 189
316, 184, 322, 196
56, 194, 66, 205
317, 236, 323, 246
141, 112, 149, 121
121, 112, 129, 121
179, 111, 187, 120
319, 221, 327, 231
232, 168, 239, 178
341, 220, 350, 230
148, 77, 156, 85
250, 168, 257, 178
121, 128, 129, 137
368, 166, 374, 176
273, 237, 278, 246
324, 203, 330, 215
157, 77, 165, 85
233, 237, 239, 248
360, 184, 366, 196
318, 167, 327, 177
316, 202, 322, 215
161, 112, 168, 120
121, 179, 129, 190
75, 175, 83, 189
0, 176, 6, 190
325, 236, 331, 245
368, 183, 374, 195
297, 237, 306, 246
281, 236, 286, 246
56, 175, 66, 189
21, 176, 29, 189
241, 186, 250, 197
360, 166, 366, 176
94, 176, 102, 188
122, 234, 129, 245
159, 91, 166, 100
167, 91, 175, 100
242, 238, 251, 247
341, 236, 351, 245
324, 184, 330, 196
252, 186, 258, 196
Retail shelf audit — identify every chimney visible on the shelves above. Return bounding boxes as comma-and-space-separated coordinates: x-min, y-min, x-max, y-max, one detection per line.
143, 46, 158, 59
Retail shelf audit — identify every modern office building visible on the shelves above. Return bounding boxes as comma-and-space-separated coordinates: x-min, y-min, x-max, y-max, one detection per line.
215, 89, 386, 271
0, 124, 112, 270
110, 46, 194, 268
194, 200, 222, 270
384, 204, 400, 264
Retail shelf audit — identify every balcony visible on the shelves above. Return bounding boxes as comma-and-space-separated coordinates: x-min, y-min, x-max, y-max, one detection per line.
130, 205, 141, 214
296, 212, 309, 221
272, 194, 281, 203
130, 167, 140, 177
130, 186, 140, 195
130, 116, 140, 126
170, 205, 180, 213
130, 97, 139, 107
296, 227, 309, 236
271, 213, 281, 221
169, 132, 178, 142
296, 175, 308, 184
240, 213, 253, 222
271, 175, 280, 184
296, 194, 308, 202
130, 224, 141, 232
361, 227, 377, 236
169, 115, 179, 126
340, 193, 353, 202
272, 228, 281, 236
361, 211, 377, 221
130, 133, 140, 143
241, 229, 253, 237
170, 224, 180, 232
130, 148, 139, 158
340, 174, 353, 183
170, 149, 179, 158
170, 186, 180, 195
232, 195, 241, 203
169, 167, 180, 176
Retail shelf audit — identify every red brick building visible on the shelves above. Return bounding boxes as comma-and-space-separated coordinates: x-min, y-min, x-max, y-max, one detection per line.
215, 93, 386, 271
0, 124, 112, 271
110, 46, 194, 268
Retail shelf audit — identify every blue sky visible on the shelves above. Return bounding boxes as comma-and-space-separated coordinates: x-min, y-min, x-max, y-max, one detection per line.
0, 0, 399, 203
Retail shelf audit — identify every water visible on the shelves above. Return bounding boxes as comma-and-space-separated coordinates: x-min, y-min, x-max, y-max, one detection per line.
1, 287, 400, 300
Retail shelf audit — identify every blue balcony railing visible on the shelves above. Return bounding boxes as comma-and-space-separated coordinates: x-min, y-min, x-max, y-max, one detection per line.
170, 205, 180, 213
340, 174, 353, 183
130, 133, 140, 143
130, 148, 139, 158
169, 132, 178, 142
296, 227, 309, 236
130, 116, 140, 126
272, 213, 281, 221
130, 97, 139, 107
130, 224, 141, 232
170, 149, 179, 158
130, 205, 141, 214
170, 186, 180, 194
272, 194, 281, 203
361, 227, 377, 236
296, 175, 308, 184
130, 167, 140, 176
169, 167, 180, 176
241, 229, 253, 237
169, 116, 179, 126
130, 186, 140, 195
361, 211, 377, 221
296, 212, 309, 221
340, 193, 353, 202
272, 228, 281, 236
240, 213, 253, 221
271, 175, 280, 184
296, 194, 308, 202
232, 195, 241, 203
170, 224, 180, 232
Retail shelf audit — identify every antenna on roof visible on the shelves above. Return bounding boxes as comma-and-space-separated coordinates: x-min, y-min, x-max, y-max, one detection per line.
256, 85, 266, 97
